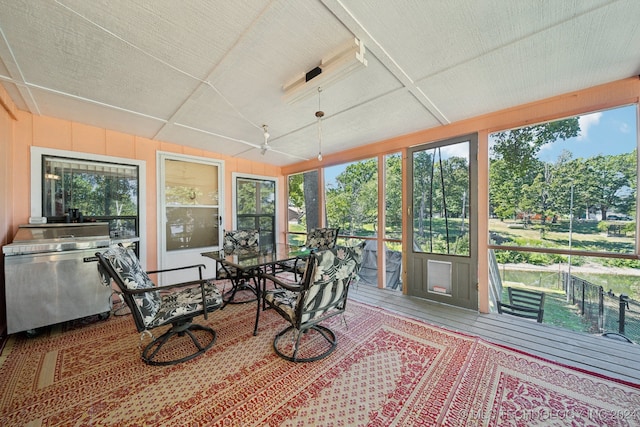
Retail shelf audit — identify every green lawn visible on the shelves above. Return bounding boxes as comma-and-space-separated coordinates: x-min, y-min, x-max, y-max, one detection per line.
490, 218, 635, 253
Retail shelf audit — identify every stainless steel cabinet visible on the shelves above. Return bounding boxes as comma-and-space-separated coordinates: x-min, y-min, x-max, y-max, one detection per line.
4, 248, 112, 334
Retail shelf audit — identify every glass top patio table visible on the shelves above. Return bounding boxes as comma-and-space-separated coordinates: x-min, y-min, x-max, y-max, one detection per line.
201, 243, 311, 271
201, 244, 312, 335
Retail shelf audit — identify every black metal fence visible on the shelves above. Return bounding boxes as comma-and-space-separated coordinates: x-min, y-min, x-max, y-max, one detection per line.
563, 273, 639, 343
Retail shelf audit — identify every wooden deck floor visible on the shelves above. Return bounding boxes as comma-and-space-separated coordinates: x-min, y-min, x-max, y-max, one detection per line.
349, 284, 640, 385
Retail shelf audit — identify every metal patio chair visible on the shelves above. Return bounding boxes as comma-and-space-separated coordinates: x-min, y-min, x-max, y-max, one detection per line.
259, 243, 364, 362
96, 245, 223, 365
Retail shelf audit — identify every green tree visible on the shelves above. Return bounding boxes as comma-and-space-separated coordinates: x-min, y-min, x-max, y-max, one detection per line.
326, 159, 378, 235
412, 150, 434, 239
490, 119, 580, 220
287, 173, 304, 211
236, 180, 275, 215
411, 146, 470, 254
385, 154, 403, 238
584, 154, 635, 219
67, 173, 137, 217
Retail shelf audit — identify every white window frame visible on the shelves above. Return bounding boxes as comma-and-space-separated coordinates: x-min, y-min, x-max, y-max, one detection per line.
232, 172, 279, 240
30, 146, 147, 266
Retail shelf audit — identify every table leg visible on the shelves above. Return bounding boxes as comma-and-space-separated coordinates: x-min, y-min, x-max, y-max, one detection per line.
222, 273, 257, 307
252, 269, 263, 336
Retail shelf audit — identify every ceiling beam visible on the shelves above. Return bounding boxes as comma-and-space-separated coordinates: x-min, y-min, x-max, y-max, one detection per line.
320, 0, 451, 126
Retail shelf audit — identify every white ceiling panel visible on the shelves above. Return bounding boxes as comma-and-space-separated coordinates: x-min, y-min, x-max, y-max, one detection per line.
269, 90, 439, 162
32, 88, 166, 138
317, 90, 443, 149
157, 123, 259, 156
418, 0, 640, 124
57, 0, 267, 78
1, 0, 639, 166
337, 0, 616, 81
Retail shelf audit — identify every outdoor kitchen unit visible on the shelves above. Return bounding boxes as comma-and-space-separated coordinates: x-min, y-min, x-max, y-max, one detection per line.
3, 222, 113, 335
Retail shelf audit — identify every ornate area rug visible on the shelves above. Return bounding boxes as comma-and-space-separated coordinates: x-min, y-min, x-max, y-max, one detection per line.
1, 300, 639, 426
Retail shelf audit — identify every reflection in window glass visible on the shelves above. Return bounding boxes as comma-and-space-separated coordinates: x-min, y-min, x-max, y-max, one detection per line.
489, 105, 638, 254
42, 156, 139, 238
165, 160, 218, 205
166, 206, 219, 250
325, 158, 378, 237
164, 159, 219, 251
413, 142, 470, 256
237, 178, 275, 215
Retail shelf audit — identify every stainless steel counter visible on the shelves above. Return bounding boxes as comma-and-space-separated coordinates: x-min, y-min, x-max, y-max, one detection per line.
3, 223, 137, 335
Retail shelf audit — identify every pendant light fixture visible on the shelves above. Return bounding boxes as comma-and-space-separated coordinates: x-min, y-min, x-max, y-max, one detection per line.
260, 124, 270, 155
315, 87, 324, 161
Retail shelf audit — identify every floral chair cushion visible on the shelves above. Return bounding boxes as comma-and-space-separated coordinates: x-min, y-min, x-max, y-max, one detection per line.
99, 246, 223, 329
219, 229, 260, 278
222, 229, 259, 252
264, 243, 364, 325
305, 227, 339, 250
264, 288, 299, 322
278, 227, 340, 274
99, 245, 162, 325
147, 281, 222, 329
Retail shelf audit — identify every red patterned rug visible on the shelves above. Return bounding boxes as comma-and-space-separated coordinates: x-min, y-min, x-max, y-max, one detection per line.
1, 300, 639, 426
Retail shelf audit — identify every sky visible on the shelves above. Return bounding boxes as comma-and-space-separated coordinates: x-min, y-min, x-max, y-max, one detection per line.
533, 104, 637, 163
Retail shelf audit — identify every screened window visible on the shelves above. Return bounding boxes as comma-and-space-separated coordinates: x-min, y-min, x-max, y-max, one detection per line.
325, 158, 378, 238
489, 104, 638, 255
412, 143, 470, 256
236, 177, 276, 247
385, 153, 402, 241
42, 155, 139, 238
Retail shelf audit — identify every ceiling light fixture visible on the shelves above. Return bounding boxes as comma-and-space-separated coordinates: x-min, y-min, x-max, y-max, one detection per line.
282, 37, 367, 104
260, 124, 270, 155
316, 88, 324, 162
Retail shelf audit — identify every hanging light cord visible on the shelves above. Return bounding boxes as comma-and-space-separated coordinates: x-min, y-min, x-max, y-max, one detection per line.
316, 87, 324, 161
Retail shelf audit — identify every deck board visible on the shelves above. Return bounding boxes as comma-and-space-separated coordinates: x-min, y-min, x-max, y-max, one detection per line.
349, 284, 640, 385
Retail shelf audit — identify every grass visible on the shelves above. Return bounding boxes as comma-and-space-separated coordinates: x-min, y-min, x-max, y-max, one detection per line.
490, 218, 635, 253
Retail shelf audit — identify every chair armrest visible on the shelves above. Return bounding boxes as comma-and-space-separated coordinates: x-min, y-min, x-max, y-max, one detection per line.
260, 272, 303, 292
124, 278, 219, 319
124, 278, 211, 295
146, 264, 206, 274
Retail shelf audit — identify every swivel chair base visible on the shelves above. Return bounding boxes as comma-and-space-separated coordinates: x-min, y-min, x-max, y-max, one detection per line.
142, 321, 216, 366
273, 325, 337, 362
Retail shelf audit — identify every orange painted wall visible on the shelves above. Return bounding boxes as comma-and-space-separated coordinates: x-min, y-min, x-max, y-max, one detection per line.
0, 84, 16, 333
7, 110, 283, 275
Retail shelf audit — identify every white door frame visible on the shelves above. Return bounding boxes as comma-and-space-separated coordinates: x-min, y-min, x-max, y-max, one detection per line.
157, 151, 224, 282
